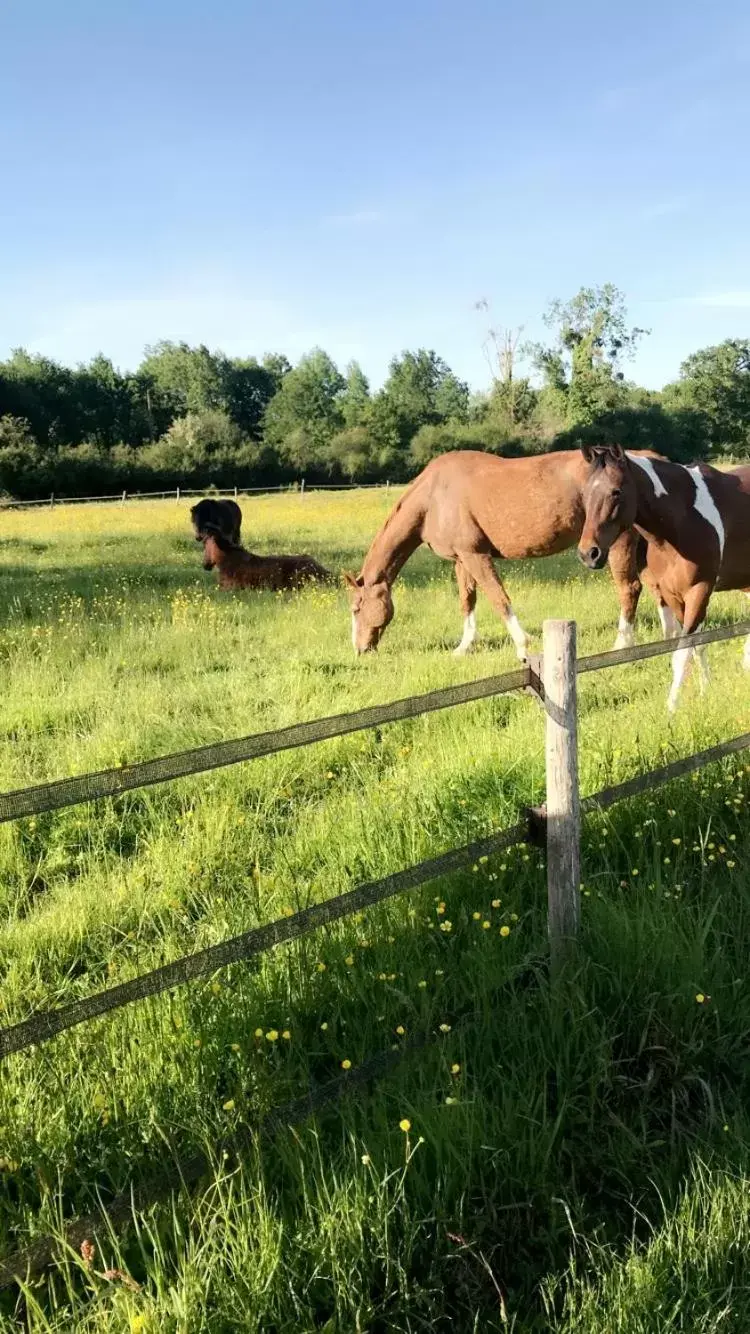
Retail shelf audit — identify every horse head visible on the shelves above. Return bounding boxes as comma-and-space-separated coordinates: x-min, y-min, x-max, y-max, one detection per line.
578, 443, 637, 570
343, 572, 394, 654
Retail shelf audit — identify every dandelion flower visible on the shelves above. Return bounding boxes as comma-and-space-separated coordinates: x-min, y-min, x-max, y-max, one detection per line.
361, 1154, 371, 1165
231, 1043, 240, 1052
510, 913, 518, 922
500, 925, 511, 937
399, 1118, 411, 1132
266, 1029, 279, 1042
344, 956, 354, 967
472, 912, 481, 921
418, 979, 427, 988
445, 1096, 457, 1105
254, 1028, 263, 1038
282, 1030, 291, 1040
223, 1099, 235, 1111
491, 899, 501, 908
728, 860, 736, 868
435, 968, 444, 976
439, 1023, 452, 1033
437, 903, 446, 915
451, 1063, 461, 1074
320, 1022, 329, 1031
695, 993, 706, 1004
193, 1039, 202, 1049
341, 1059, 352, 1070
317, 962, 327, 973
440, 920, 453, 933
482, 920, 491, 930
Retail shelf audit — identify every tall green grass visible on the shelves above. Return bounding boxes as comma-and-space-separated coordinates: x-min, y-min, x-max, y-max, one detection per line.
1, 489, 750, 1331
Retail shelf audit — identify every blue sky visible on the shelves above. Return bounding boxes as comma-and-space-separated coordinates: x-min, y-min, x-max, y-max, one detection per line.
2, 0, 749, 390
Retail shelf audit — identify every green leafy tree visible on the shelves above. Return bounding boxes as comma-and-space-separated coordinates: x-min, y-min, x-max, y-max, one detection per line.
529, 284, 649, 428
370, 350, 469, 465
340, 361, 371, 428
663, 340, 750, 455
263, 349, 345, 472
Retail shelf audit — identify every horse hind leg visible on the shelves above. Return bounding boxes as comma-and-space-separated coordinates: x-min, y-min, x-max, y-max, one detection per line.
453, 561, 478, 656
456, 552, 529, 662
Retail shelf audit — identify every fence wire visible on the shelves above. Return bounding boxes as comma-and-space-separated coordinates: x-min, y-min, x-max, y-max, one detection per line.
0, 821, 528, 1060
0, 667, 528, 826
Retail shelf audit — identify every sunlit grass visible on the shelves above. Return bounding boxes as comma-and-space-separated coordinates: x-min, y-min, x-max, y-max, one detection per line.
1, 490, 750, 1330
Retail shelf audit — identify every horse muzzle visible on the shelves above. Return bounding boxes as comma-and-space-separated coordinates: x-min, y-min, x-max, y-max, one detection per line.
578, 544, 608, 571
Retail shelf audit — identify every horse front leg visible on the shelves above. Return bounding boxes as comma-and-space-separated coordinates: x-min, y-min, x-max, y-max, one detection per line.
667, 583, 713, 714
456, 552, 529, 662
453, 560, 478, 656
607, 530, 644, 650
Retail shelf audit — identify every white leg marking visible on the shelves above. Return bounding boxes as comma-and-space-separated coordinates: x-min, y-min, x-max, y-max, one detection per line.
627, 454, 668, 497
686, 466, 725, 560
658, 604, 679, 639
695, 646, 710, 693
453, 610, 477, 657
614, 613, 635, 650
667, 644, 693, 713
506, 609, 529, 662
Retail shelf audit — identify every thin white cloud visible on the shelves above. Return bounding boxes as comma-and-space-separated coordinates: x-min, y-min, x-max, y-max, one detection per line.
637, 194, 693, 221
686, 291, 750, 309
322, 208, 387, 227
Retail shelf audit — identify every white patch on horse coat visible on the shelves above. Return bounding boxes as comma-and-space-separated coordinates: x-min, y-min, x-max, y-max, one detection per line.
351, 612, 358, 651
614, 613, 635, 650
686, 466, 725, 560
454, 611, 477, 656
506, 610, 529, 661
627, 453, 668, 497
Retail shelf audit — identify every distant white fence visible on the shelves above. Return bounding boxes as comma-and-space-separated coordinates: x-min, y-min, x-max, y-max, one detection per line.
0, 480, 392, 510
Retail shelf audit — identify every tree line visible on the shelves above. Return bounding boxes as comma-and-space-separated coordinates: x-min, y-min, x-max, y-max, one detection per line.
1, 283, 749, 499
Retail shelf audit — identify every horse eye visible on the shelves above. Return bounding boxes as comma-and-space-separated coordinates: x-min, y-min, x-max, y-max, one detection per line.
611, 488, 622, 499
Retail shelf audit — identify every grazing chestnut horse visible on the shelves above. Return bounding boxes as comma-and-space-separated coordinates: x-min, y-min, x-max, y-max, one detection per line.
344, 449, 657, 658
191, 497, 242, 545
578, 443, 750, 711
201, 527, 332, 591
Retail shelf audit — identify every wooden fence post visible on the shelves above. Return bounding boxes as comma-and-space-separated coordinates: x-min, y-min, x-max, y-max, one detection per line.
300, 477, 306, 498
543, 619, 580, 969
176, 486, 180, 503
234, 485, 238, 498
50, 493, 55, 509
121, 490, 127, 505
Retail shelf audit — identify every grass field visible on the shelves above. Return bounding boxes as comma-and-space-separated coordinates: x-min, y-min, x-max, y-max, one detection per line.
1, 487, 750, 1332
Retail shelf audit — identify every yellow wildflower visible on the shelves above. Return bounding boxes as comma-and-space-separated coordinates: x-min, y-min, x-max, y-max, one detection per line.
266, 1029, 279, 1042
223, 1099, 235, 1112
341, 1059, 352, 1070
399, 1118, 411, 1132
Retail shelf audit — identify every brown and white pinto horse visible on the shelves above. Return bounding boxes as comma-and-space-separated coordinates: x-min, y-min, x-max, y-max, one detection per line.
578, 443, 750, 711
344, 449, 657, 658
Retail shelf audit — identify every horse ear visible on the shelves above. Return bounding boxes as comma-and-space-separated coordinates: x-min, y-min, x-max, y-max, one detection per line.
343, 571, 362, 589
608, 442, 625, 461
581, 444, 597, 464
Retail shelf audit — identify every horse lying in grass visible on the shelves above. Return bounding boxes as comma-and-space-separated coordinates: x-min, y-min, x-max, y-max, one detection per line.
200, 526, 332, 592
578, 442, 750, 711
190, 497, 242, 546
344, 449, 659, 658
